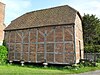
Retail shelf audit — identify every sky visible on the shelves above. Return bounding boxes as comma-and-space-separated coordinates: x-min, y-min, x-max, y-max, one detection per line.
1, 0, 100, 26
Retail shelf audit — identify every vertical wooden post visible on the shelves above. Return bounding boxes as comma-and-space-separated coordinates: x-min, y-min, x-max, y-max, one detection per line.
28, 29, 30, 62
8, 31, 10, 60
44, 28, 47, 62
63, 26, 65, 63
21, 31, 23, 60
36, 28, 38, 62
73, 25, 76, 63
14, 31, 16, 60
54, 27, 56, 63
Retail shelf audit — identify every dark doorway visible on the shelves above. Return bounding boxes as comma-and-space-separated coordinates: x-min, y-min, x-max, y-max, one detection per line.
79, 41, 81, 60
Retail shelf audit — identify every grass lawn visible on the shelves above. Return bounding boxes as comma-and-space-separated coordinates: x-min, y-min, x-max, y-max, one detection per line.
0, 63, 100, 75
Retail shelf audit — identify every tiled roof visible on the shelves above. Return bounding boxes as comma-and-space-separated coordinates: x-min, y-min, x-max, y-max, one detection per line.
4, 5, 81, 31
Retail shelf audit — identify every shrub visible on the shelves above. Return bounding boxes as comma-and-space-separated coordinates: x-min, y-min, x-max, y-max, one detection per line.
0, 46, 7, 64
84, 45, 93, 53
94, 45, 100, 52
80, 59, 97, 67
96, 58, 100, 63
84, 45, 100, 53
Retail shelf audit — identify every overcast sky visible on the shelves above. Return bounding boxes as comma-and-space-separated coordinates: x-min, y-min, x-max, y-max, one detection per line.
1, 0, 100, 26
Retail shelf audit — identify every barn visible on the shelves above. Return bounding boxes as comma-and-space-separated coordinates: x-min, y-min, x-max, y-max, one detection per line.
4, 5, 84, 65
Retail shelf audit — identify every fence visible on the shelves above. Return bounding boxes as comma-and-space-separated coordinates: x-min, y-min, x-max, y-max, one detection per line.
84, 53, 100, 62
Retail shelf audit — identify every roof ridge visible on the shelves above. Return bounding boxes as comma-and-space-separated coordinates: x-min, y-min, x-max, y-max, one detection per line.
11, 5, 77, 23
26, 5, 77, 14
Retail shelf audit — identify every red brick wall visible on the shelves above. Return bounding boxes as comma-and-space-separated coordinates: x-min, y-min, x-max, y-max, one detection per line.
0, 2, 5, 45
75, 14, 84, 63
0, 2, 5, 24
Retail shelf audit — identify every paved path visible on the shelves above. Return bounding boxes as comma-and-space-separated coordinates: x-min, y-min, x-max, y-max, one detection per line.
70, 70, 100, 75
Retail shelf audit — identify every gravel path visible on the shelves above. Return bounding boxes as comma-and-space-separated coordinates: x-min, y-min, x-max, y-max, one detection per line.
70, 70, 100, 75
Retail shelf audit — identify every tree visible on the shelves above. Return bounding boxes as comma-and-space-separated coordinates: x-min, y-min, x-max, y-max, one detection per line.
82, 14, 100, 45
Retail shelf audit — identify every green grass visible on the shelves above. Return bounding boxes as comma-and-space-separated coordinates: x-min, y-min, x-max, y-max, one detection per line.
0, 63, 100, 75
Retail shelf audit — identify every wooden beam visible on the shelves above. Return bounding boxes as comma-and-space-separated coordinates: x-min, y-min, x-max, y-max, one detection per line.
21, 30, 23, 60
14, 31, 16, 60
38, 30, 45, 37
28, 29, 30, 62
16, 31, 22, 38
54, 27, 56, 63
73, 25, 76, 63
8, 31, 11, 60
63, 26, 65, 63
44, 28, 47, 62
46, 28, 54, 36
36, 28, 38, 62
